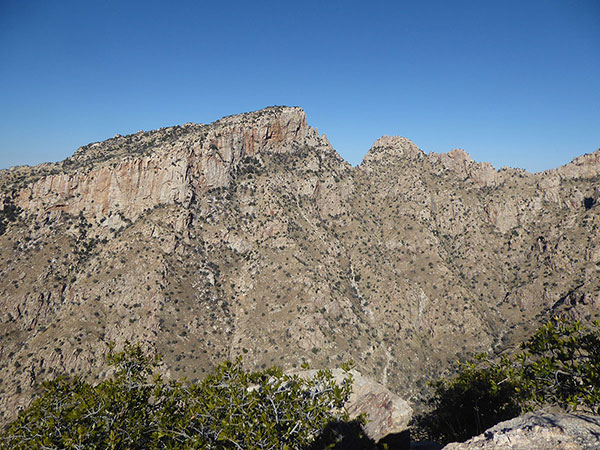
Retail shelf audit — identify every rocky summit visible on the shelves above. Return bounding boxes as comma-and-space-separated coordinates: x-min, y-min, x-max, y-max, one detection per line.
1, 106, 599, 424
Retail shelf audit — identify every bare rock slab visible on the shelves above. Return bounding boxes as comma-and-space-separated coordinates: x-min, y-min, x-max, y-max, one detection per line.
442, 412, 600, 450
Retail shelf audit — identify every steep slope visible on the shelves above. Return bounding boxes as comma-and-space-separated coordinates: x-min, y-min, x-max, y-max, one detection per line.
0, 106, 599, 422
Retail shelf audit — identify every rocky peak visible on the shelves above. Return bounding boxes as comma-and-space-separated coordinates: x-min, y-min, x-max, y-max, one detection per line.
552, 148, 600, 180
439, 148, 473, 170
360, 136, 425, 166
208, 106, 318, 153
430, 148, 499, 187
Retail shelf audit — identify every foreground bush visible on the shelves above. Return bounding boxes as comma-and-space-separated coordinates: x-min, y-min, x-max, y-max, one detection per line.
414, 318, 600, 444
0, 344, 366, 450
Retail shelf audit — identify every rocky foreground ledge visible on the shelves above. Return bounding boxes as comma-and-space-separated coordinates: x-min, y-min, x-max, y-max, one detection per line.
436, 411, 600, 450
292, 371, 600, 449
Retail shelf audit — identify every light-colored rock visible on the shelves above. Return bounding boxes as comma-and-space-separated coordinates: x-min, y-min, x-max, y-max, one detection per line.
361, 136, 424, 165
294, 369, 412, 442
429, 149, 498, 187
13, 106, 325, 223
442, 412, 600, 450
556, 151, 600, 179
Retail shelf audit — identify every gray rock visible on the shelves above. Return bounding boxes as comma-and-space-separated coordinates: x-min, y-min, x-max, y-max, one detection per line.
442, 411, 600, 450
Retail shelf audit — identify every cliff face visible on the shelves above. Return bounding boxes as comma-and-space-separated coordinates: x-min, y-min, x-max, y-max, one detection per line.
8, 107, 319, 221
0, 106, 599, 422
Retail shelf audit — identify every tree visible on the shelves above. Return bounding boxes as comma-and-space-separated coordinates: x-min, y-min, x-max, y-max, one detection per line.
516, 318, 600, 412
0, 343, 367, 450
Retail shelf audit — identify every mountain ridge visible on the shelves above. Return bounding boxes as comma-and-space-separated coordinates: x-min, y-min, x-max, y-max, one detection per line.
4, 105, 599, 176
0, 106, 598, 424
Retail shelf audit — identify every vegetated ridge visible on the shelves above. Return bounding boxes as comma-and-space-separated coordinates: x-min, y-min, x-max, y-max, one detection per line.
0, 106, 599, 423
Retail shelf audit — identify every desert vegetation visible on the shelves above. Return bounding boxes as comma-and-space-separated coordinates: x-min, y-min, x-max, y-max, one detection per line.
413, 318, 600, 444
0, 344, 374, 450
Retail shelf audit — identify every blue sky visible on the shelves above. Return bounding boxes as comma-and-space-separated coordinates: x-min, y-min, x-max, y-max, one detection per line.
0, 0, 598, 172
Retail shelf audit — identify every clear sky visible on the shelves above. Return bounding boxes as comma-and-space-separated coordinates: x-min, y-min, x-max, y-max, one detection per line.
1, 0, 598, 172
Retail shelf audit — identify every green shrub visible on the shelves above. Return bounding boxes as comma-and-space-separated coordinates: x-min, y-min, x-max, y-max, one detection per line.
0, 343, 365, 450
412, 354, 521, 443
414, 318, 600, 444
517, 319, 600, 410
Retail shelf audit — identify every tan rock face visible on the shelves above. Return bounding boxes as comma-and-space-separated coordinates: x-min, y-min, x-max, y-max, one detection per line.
557, 151, 600, 179
11, 106, 322, 223
429, 149, 498, 187
0, 106, 599, 427
17, 155, 192, 219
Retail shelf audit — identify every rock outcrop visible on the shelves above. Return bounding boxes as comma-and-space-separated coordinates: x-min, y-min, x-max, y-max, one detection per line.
361, 136, 424, 165
296, 369, 412, 442
442, 412, 600, 450
430, 149, 499, 187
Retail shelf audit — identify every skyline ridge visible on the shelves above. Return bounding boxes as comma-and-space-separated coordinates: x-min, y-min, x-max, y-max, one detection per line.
1, 1, 598, 173
2, 105, 598, 176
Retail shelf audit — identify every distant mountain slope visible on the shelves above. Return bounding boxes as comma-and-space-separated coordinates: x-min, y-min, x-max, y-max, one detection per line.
1, 106, 599, 422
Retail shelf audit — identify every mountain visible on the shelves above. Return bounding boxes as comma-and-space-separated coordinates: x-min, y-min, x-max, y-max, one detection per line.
1, 106, 599, 422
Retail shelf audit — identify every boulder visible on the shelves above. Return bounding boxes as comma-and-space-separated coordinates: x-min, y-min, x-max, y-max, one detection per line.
294, 369, 413, 443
